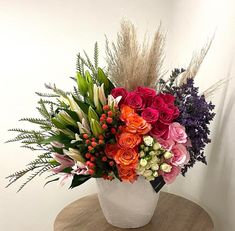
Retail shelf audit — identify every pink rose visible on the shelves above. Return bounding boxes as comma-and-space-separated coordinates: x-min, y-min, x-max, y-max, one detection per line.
125, 92, 145, 110
162, 165, 181, 184
111, 87, 128, 105
141, 107, 159, 124
157, 138, 175, 151
159, 107, 174, 125
168, 122, 187, 143
150, 121, 169, 138
151, 95, 166, 111
171, 144, 190, 166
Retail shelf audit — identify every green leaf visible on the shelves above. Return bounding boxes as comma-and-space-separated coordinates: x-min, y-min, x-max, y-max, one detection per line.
72, 96, 89, 114
97, 67, 109, 88
70, 175, 91, 189
44, 178, 59, 187
90, 119, 103, 137
51, 118, 67, 129
77, 72, 88, 96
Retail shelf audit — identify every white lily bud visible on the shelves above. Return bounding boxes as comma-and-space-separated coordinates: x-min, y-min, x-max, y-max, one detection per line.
98, 84, 107, 105
77, 122, 90, 134
140, 159, 148, 167
63, 148, 85, 163
160, 163, 172, 173
93, 84, 100, 109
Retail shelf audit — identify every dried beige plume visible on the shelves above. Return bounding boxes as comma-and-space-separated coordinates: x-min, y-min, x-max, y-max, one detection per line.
106, 20, 165, 90
178, 36, 214, 86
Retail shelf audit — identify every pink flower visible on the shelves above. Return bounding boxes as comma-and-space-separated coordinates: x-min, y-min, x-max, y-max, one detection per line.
71, 162, 89, 175
141, 107, 159, 124
58, 173, 73, 186
111, 87, 128, 105
125, 92, 145, 110
162, 165, 181, 184
171, 144, 190, 166
157, 138, 175, 151
168, 122, 187, 143
51, 153, 74, 174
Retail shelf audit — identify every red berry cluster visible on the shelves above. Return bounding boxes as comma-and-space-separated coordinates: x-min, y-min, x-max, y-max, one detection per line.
100, 105, 117, 133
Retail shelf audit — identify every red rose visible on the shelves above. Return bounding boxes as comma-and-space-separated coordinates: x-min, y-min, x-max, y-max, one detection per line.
135, 87, 156, 98
150, 121, 169, 138
151, 95, 167, 111
104, 143, 118, 159
125, 92, 145, 110
141, 107, 159, 124
168, 104, 180, 119
159, 107, 174, 124
159, 93, 175, 105
111, 87, 128, 105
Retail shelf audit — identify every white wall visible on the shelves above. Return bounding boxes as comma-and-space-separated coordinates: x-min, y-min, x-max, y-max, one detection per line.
167, 1, 235, 231
1, 1, 235, 230
0, 1, 171, 231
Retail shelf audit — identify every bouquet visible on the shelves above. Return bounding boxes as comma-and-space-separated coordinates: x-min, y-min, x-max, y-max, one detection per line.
6, 21, 216, 193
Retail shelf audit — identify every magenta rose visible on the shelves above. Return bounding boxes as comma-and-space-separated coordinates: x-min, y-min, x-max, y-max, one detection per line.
150, 121, 169, 138
171, 144, 190, 166
125, 92, 145, 110
135, 86, 156, 98
157, 138, 175, 151
168, 122, 187, 143
151, 95, 166, 111
162, 165, 181, 184
141, 107, 159, 124
168, 104, 180, 119
111, 87, 128, 105
159, 93, 175, 105
159, 107, 174, 125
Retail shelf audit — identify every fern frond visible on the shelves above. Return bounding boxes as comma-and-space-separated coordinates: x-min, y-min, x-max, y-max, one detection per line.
94, 42, 99, 70
35, 92, 59, 97
44, 83, 69, 98
20, 118, 52, 127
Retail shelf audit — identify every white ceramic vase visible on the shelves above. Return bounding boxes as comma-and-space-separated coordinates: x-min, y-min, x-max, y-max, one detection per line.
96, 177, 159, 228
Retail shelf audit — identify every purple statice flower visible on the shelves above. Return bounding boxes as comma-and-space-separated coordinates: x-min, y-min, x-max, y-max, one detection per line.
171, 79, 215, 175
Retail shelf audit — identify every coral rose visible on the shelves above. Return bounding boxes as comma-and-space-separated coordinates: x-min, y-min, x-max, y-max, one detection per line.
104, 143, 118, 159
118, 165, 137, 182
126, 114, 151, 135
120, 105, 135, 121
118, 132, 141, 148
114, 148, 139, 166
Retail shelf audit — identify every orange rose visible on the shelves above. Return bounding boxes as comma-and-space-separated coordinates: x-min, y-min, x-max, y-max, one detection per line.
118, 165, 137, 182
125, 114, 152, 135
120, 105, 135, 121
118, 132, 141, 148
105, 143, 118, 159
114, 148, 139, 166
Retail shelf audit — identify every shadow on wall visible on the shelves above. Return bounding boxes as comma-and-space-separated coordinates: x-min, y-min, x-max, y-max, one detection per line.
198, 73, 235, 231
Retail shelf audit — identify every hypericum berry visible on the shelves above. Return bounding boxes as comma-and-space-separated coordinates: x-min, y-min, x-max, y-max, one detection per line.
90, 156, 96, 162
91, 142, 97, 147
83, 134, 89, 139
101, 113, 107, 118
98, 140, 104, 145
86, 161, 94, 168
85, 140, 90, 145
100, 117, 105, 122
106, 117, 113, 124
102, 124, 108, 130
103, 105, 110, 111
88, 146, 93, 151
111, 128, 116, 134
98, 135, 104, 140
107, 111, 113, 117
109, 161, 115, 166
88, 169, 95, 175
85, 153, 91, 159
102, 156, 107, 162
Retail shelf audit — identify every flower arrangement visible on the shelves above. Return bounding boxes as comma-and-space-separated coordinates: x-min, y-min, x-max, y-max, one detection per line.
6, 21, 217, 192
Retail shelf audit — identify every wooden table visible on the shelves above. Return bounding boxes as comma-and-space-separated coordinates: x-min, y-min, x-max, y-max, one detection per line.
54, 192, 214, 231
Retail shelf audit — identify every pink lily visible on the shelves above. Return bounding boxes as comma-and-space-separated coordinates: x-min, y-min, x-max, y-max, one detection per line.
51, 153, 74, 174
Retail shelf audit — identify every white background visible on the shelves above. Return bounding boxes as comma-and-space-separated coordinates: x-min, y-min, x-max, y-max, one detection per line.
0, 0, 234, 230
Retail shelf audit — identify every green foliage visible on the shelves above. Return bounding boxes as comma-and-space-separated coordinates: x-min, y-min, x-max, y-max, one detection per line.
70, 175, 91, 189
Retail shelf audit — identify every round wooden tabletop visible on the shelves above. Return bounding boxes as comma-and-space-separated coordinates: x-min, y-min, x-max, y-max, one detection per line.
54, 192, 214, 231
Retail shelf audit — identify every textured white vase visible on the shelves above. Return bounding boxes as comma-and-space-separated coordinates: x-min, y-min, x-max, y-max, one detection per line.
96, 177, 159, 228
